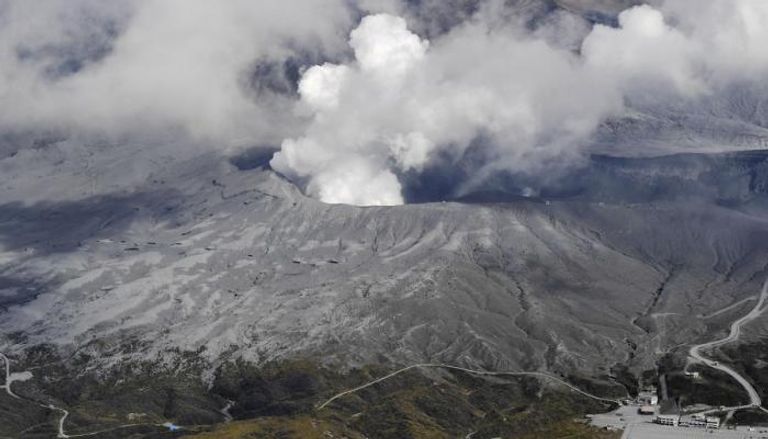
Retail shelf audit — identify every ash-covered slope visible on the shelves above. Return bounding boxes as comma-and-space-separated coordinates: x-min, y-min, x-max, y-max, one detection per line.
594, 97, 768, 157
463, 150, 768, 206
2, 148, 768, 380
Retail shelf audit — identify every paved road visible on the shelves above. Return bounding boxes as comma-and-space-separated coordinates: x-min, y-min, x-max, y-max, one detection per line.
689, 279, 768, 410
0, 352, 18, 399
317, 363, 623, 410
220, 400, 235, 423
2, 352, 73, 437
0, 351, 169, 438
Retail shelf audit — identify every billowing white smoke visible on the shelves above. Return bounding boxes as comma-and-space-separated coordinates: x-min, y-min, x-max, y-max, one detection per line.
583, 5, 706, 97
662, 0, 768, 81
273, 1, 768, 205
583, 1, 768, 98
2, 0, 768, 205
271, 14, 621, 205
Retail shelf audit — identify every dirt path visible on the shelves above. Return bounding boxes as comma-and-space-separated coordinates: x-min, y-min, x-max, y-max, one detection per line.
316, 363, 623, 410
0, 352, 166, 438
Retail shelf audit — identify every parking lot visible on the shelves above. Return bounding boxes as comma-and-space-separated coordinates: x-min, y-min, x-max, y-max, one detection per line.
589, 404, 768, 439
589, 404, 657, 431
623, 424, 768, 439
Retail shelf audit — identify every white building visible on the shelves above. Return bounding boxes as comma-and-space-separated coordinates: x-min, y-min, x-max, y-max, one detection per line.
655, 415, 680, 426
687, 414, 707, 428
684, 414, 721, 429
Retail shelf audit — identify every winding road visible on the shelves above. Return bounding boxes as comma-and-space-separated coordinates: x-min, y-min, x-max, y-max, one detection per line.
689, 279, 768, 411
0, 352, 19, 399
0, 352, 174, 438
2, 352, 72, 437
316, 363, 623, 410
220, 400, 235, 423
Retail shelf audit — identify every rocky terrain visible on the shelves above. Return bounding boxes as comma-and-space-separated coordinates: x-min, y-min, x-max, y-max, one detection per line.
1, 144, 768, 437
3, 147, 768, 375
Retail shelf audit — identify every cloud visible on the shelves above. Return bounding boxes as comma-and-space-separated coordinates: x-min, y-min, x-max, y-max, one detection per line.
0, 0, 356, 146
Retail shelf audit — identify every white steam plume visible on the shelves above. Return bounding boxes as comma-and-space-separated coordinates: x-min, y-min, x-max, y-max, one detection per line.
271, 13, 621, 205
273, 1, 768, 206
584, 1, 768, 98
2, 1, 768, 206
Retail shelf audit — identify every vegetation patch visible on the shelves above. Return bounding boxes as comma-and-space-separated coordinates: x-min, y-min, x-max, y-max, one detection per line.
2, 346, 621, 439
658, 351, 748, 409
716, 339, 768, 400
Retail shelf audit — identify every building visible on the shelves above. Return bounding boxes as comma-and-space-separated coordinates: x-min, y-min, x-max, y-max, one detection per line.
684, 414, 720, 429
688, 414, 707, 428
655, 415, 680, 426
